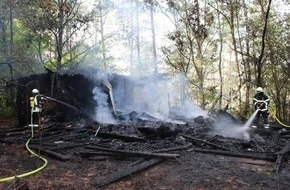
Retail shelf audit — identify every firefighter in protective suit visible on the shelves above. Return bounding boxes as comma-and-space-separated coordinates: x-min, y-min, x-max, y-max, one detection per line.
252, 87, 270, 128
30, 89, 45, 127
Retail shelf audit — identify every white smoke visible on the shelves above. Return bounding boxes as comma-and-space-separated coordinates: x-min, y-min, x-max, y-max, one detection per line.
92, 70, 113, 82
136, 81, 170, 115
181, 99, 209, 119
213, 116, 250, 140
113, 76, 174, 118
92, 87, 116, 124
91, 71, 209, 124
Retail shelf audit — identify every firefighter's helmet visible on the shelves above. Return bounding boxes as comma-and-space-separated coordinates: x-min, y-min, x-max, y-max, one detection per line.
256, 87, 263, 93
32, 89, 39, 94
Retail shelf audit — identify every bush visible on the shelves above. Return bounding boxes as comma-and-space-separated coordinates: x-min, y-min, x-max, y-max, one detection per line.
0, 87, 15, 119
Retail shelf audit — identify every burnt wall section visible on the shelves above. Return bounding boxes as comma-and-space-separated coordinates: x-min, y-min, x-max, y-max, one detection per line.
15, 72, 97, 126
57, 73, 96, 114
16, 73, 51, 126
14, 69, 163, 126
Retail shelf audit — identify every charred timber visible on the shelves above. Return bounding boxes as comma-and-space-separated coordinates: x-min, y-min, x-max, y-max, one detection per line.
191, 148, 277, 162
85, 145, 180, 159
181, 134, 231, 151
5, 178, 29, 190
79, 151, 123, 158
152, 143, 192, 153
272, 141, 290, 173
30, 146, 71, 161
0, 124, 54, 138
95, 158, 163, 187
273, 154, 283, 173
48, 143, 88, 151
275, 141, 290, 155
97, 132, 147, 142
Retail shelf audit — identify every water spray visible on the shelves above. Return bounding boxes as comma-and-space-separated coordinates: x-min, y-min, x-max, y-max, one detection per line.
44, 96, 83, 113
243, 109, 259, 128
45, 96, 95, 119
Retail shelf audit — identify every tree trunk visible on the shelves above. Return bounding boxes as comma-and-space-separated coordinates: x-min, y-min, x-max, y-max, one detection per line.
99, 0, 107, 69
256, 0, 272, 87
149, 2, 158, 74
56, 1, 64, 72
9, 0, 15, 111
130, 0, 134, 75
135, 0, 141, 77
229, 1, 242, 112
241, 0, 252, 117
217, 1, 224, 109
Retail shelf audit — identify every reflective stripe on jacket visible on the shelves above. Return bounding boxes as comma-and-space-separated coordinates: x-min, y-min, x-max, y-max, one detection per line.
253, 92, 269, 112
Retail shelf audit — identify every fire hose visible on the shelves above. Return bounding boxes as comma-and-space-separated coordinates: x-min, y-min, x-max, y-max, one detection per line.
255, 102, 290, 128
0, 124, 48, 183
0, 95, 82, 183
271, 113, 290, 128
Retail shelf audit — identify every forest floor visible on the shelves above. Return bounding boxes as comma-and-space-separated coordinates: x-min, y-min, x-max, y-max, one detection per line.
1, 118, 290, 190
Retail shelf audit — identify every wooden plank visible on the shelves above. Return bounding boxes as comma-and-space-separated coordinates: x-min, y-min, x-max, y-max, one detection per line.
95, 159, 163, 187
190, 148, 276, 162
30, 146, 71, 161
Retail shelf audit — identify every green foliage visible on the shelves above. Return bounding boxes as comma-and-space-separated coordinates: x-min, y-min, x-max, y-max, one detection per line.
17, 0, 94, 72
0, 86, 14, 119
162, 0, 217, 108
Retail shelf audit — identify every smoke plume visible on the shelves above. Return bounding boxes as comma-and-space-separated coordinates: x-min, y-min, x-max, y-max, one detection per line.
92, 86, 116, 124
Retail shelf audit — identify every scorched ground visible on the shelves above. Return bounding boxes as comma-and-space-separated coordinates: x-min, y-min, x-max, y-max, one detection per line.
1, 118, 290, 190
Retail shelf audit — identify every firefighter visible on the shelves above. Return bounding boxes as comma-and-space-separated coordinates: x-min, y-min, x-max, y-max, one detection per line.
30, 89, 45, 127
252, 87, 270, 128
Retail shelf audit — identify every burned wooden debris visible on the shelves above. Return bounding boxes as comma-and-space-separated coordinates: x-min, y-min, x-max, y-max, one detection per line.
4, 177, 29, 190
85, 145, 180, 159
95, 158, 163, 187
1, 117, 290, 187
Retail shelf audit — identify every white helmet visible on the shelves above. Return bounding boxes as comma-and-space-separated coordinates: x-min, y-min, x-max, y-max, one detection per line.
256, 87, 263, 93
32, 89, 39, 94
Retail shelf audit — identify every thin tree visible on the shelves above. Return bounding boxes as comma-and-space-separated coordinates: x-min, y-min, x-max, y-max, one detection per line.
144, 0, 158, 74
93, 0, 114, 69
135, 0, 141, 76
256, 0, 272, 87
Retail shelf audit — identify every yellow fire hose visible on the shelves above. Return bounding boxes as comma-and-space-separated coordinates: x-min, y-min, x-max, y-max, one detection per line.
0, 117, 48, 183
272, 113, 290, 128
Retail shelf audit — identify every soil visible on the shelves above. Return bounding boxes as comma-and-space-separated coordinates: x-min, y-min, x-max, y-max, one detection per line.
1, 119, 290, 190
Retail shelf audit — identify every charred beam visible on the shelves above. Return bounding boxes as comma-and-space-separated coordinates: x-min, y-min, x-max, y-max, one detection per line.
273, 154, 283, 173
48, 143, 87, 151
30, 146, 71, 161
153, 143, 192, 153
97, 132, 146, 142
78, 151, 121, 158
275, 141, 290, 155
95, 158, 163, 187
180, 134, 231, 151
191, 148, 276, 162
273, 141, 290, 173
5, 178, 29, 190
85, 145, 180, 159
